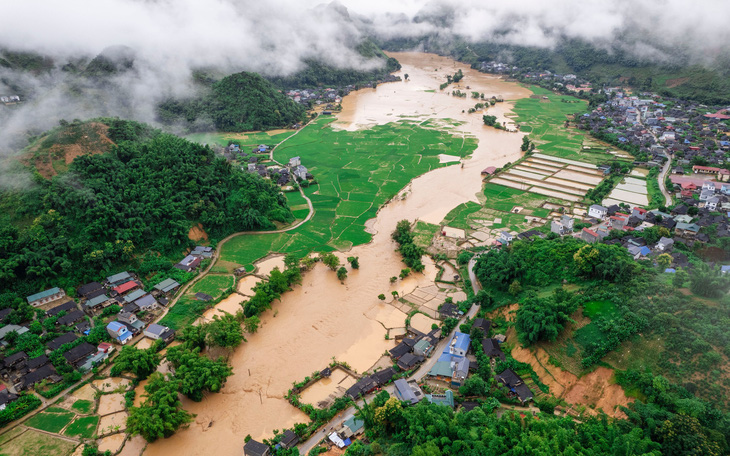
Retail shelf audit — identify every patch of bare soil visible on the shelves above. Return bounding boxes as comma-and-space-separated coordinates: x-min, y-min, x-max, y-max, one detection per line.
487, 303, 518, 322
24, 122, 115, 179
188, 223, 208, 242
665, 77, 690, 88
513, 344, 632, 418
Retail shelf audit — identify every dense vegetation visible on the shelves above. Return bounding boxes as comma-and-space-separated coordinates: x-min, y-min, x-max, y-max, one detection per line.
392, 220, 426, 272
0, 118, 291, 295
157, 71, 305, 131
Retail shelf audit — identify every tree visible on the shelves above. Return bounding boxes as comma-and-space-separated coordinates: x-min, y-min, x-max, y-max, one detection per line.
110, 346, 161, 380
337, 266, 348, 282
457, 251, 474, 265
244, 315, 260, 333
459, 376, 488, 397
377, 294, 386, 301
689, 262, 730, 298
126, 373, 192, 442
482, 115, 498, 127
520, 136, 531, 152
400, 268, 411, 279
515, 292, 578, 346
319, 252, 340, 271
347, 256, 360, 269
442, 317, 459, 334
206, 314, 244, 348
166, 346, 233, 402
391, 291, 399, 299
672, 268, 688, 288
404, 74, 409, 80
656, 253, 672, 269
508, 279, 522, 296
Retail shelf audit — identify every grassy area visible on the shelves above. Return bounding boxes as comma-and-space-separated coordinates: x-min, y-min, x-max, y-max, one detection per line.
441, 183, 565, 235
513, 87, 631, 164
582, 300, 618, 319
24, 410, 75, 433
70, 399, 93, 414
186, 130, 294, 147
160, 274, 235, 329
412, 221, 440, 249
0, 429, 76, 456
63, 415, 99, 439
218, 116, 477, 269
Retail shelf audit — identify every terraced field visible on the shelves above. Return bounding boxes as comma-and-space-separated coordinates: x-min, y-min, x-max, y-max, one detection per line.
492, 153, 604, 203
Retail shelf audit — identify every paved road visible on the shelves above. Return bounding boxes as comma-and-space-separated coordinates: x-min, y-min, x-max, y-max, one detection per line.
467, 254, 482, 295
636, 109, 672, 206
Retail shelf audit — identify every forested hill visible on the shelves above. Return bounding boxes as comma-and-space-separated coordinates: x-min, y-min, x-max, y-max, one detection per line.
157, 71, 306, 132
0, 118, 292, 294
266, 39, 402, 90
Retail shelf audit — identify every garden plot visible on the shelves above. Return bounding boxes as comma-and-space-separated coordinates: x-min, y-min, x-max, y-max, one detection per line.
603, 177, 649, 207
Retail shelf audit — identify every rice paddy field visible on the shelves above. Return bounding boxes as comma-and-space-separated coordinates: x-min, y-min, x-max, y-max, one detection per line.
511, 87, 633, 165
160, 273, 235, 329
217, 116, 477, 271
186, 130, 294, 148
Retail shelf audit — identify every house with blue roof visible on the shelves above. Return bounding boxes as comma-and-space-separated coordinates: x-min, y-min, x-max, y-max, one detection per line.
106, 321, 133, 345
448, 332, 470, 358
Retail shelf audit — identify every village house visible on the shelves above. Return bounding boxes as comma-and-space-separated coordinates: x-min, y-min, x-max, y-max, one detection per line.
413, 339, 433, 357
393, 378, 424, 405
438, 301, 461, 319
57, 310, 85, 327
279, 430, 299, 450
77, 282, 105, 299
144, 324, 175, 343
588, 204, 608, 220
124, 289, 146, 303
134, 294, 158, 312
106, 321, 133, 345
84, 294, 112, 313
448, 332, 471, 358
482, 338, 506, 361
118, 311, 145, 335
18, 364, 59, 391
550, 215, 574, 235
471, 318, 491, 337
0, 385, 18, 411
174, 255, 201, 272
341, 415, 365, 440
46, 332, 77, 351
0, 308, 11, 324
190, 246, 213, 258
243, 439, 270, 456
425, 390, 455, 409
496, 369, 534, 404
0, 325, 29, 344
112, 280, 140, 296
581, 228, 599, 243
46, 300, 78, 317
107, 272, 132, 287
675, 222, 701, 239
481, 166, 497, 176
27, 287, 66, 307
289, 156, 301, 167
396, 353, 424, 371
498, 231, 514, 245
63, 342, 96, 368
656, 237, 675, 252
153, 278, 180, 295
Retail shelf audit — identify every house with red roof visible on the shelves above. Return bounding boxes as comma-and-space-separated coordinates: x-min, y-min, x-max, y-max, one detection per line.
113, 280, 140, 296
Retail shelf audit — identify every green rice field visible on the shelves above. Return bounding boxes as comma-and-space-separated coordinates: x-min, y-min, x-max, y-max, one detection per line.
25, 410, 75, 433
63, 415, 99, 439
160, 274, 235, 329
186, 130, 294, 148
218, 116, 477, 271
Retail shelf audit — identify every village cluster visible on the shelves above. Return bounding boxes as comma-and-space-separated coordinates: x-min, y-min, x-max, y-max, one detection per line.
0, 246, 214, 411
221, 143, 313, 188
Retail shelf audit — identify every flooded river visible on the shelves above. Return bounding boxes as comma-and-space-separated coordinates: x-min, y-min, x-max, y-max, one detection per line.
142, 53, 530, 456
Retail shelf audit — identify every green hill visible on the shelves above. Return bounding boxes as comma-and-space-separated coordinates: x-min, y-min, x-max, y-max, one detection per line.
157, 71, 306, 131
0, 118, 292, 294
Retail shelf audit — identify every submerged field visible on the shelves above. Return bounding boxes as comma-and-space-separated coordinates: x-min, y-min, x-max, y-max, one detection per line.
217, 116, 477, 271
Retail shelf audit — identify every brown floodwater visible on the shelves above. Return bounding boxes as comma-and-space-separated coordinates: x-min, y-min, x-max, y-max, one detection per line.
143, 53, 531, 456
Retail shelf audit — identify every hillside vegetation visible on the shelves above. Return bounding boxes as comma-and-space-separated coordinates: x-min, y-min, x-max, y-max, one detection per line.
157, 71, 305, 131
0, 118, 292, 294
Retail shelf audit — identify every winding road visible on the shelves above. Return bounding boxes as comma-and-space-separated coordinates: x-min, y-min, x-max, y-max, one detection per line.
636, 109, 672, 206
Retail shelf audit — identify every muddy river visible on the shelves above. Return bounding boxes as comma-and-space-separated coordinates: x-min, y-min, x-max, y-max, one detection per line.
142, 53, 530, 456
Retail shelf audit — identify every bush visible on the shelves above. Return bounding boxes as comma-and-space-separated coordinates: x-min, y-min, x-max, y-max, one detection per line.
0, 394, 42, 427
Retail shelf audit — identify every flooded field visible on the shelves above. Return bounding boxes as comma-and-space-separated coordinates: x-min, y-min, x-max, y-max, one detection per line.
299, 369, 357, 407
142, 53, 531, 456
